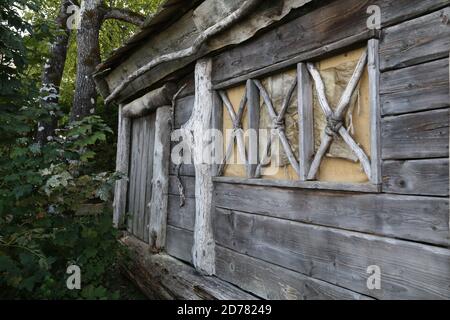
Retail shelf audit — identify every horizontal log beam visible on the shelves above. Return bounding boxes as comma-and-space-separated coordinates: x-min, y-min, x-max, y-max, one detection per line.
120, 234, 258, 300
122, 83, 178, 118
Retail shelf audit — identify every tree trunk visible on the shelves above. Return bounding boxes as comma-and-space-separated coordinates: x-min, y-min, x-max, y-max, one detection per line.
70, 0, 145, 121
70, 0, 103, 121
37, 0, 73, 144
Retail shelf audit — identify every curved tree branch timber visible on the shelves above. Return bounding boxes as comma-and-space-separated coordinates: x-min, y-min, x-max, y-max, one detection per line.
306, 49, 370, 180
104, 0, 262, 105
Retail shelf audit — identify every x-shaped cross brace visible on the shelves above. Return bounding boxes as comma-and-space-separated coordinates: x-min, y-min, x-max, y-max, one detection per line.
217, 90, 248, 176
306, 48, 372, 180
254, 78, 300, 177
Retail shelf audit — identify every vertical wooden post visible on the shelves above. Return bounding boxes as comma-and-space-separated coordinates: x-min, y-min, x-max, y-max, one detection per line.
298, 62, 314, 181
183, 58, 215, 275
148, 106, 172, 251
113, 104, 131, 229
368, 39, 381, 185
247, 79, 260, 178
211, 91, 223, 177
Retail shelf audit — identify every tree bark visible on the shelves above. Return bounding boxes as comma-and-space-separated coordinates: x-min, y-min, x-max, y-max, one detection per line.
37, 0, 74, 144
70, 1, 145, 121
70, 0, 103, 121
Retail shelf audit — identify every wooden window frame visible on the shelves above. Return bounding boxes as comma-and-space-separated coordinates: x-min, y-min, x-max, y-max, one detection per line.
213, 39, 381, 193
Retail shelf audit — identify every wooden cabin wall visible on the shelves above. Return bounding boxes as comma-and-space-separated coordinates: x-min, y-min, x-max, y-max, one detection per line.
211, 0, 450, 299
166, 94, 196, 264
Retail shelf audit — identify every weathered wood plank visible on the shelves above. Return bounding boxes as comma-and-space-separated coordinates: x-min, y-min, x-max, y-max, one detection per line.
141, 113, 156, 242
121, 235, 257, 300
127, 118, 140, 234
174, 95, 194, 129
216, 246, 373, 300
168, 195, 195, 231
246, 79, 259, 178
169, 162, 196, 177
298, 62, 314, 181
368, 39, 382, 185
105, 0, 318, 103
168, 175, 196, 198
113, 104, 131, 229
143, 113, 156, 242
166, 225, 194, 264
381, 108, 449, 160
148, 107, 172, 250
214, 182, 449, 246
132, 118, 144, 239
213, 30, 379, 90
140, 117, 153, 240
380, 59, 450, 116
213, 176, 380, 193
214, 208, 450, 299
380, 7, 450, 71
211, 91, 223, 177
382, 159, 449, 196
212, 0, 450, 85
136, 118, 148, 240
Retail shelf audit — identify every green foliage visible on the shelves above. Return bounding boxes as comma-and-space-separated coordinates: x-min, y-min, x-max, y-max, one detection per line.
0, 112, 132, 299
0, 0, 145, 299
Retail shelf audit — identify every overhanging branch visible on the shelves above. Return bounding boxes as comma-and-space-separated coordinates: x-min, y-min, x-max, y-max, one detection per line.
103, 7, 146, 27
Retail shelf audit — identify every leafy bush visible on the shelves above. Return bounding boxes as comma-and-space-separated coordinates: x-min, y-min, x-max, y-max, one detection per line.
0, 0, 140, 300
0, 115, 129, 299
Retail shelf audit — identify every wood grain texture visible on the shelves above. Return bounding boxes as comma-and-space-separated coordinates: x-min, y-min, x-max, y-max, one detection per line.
104, 0, 264, 104
113, 105, 131, 228
127, 115, 156, 241
143, 116, 156, 242
211, 90, 223, 177
214, 208, 450, 299
381, 108, 449, 160
128, 118, 141, 237
168, 175, 196, 198
133, 118, 145, 239
380, 7, 450, 71
297, 62, 314, 181
382, 159, 449, 196
216, 246, 372, 300
368, 39, 382, 184
168, 195, 195, 231
212, 0, 450, 84
121, 83, 178, 118
182, 59, 215, 275
169, 163, 196, 177
174, 95, 195, 129
121, 234, 257, 300
214, 182, 449, 246
148, 106, 172, 250
166, 225, 194, 264
380, 59, 449, 116
213, 176, 380, 192
246, 79, 260, 178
